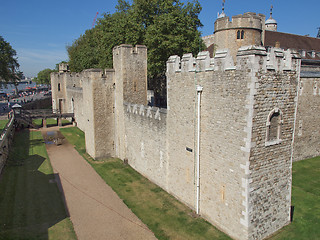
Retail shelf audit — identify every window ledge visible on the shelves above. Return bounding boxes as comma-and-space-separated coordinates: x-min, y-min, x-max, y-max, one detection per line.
265, 139, 282, 147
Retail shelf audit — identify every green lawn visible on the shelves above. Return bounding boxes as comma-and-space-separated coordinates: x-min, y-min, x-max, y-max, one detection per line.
61, 127, 320, 240
0, 130, 76, 239
0, 119, 9, 132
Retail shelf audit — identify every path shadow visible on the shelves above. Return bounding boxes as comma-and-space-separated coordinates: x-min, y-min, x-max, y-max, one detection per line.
0, 130, 71, 239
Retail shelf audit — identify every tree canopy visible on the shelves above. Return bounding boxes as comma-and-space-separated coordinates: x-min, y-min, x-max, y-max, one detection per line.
0, 36, 22, 86
67, 0, 205, 97
34, 68, 54, 85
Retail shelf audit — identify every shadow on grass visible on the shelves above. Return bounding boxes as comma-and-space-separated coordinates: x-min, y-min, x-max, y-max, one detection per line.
0, 130, 73, 239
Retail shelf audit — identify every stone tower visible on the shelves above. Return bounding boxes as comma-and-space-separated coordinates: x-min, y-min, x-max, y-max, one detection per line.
113, 45, 148, 160
265, 5, 278, 31
213, 12, 266, 61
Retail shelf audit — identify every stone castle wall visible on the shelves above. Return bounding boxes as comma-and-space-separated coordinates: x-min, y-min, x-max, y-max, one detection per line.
51, 69, 115, 159
123, 103, 168, 189
165, 46, 299, 240
166, 53, 198, 208
166, 52, 251, 238
50, 43, 319, 240
239, 47, 300, 239
294, 66, 320, 161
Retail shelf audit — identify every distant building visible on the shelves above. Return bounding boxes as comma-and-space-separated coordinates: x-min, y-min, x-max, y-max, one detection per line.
203, 6, 320, 66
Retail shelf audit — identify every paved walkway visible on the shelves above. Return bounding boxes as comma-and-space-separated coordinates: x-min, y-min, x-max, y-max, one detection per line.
41, 127, 157, 240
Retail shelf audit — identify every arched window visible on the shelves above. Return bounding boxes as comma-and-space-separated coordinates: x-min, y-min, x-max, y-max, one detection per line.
237, 30, 245, 40
237, 30, 241, 39
265, 108, 283, 146
58, 83, 61, 91
241, 30, 245, 39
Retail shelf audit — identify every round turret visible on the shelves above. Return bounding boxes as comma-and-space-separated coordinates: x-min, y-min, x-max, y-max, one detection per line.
213, 12, 265, 60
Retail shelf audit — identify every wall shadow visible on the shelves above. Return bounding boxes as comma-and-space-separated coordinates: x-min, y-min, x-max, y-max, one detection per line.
0, 129, 71, 239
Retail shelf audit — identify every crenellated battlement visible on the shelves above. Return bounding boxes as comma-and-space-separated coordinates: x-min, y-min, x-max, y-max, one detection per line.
166, 46, 301, 74
214, 12, 265, 33
125, 102, 167, 122
52, 68, 115, 81
113, 44, 147, 56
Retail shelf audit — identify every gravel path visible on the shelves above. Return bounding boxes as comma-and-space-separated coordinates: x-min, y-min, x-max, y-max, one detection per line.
41, 127, 157, 240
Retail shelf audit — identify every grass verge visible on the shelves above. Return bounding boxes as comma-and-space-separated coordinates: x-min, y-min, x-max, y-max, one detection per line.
0, 119, 9, 132
0, 129, 76, 240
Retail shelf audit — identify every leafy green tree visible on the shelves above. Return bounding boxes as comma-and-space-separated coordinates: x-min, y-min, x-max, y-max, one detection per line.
0, 36, 22, 89
34, 68, 54, 84
67, 0, 205, 99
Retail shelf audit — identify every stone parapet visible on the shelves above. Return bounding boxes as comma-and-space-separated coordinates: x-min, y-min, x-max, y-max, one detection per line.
125, 102, 167, 122
214, 12, 265, 33
167, 46, 301, 74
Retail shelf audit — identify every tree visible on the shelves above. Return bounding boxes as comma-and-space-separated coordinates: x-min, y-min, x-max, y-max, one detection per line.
34, 68, 54, 85
142, 1, 204, 96
0, 36, 22, 91
67, 0, 205, 100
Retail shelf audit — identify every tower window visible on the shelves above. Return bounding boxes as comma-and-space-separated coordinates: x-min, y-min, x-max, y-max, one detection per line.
265, 108, 283, 146
237, 30, 244, 40
241, 30, 244, 39
58, 83, 61, 91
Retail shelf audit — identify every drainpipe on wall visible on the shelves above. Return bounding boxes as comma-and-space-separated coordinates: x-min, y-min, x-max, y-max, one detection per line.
196, 85, 203, 215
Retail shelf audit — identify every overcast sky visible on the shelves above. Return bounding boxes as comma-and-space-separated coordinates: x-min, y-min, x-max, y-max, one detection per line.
1, 0, 319, 77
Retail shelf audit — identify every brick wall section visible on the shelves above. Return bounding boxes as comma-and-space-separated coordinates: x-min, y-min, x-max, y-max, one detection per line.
166, 55, 197, 208
81, 69, 115, 159
248, 70, 298, 239
123, 103, 168, 189
81, 72, 96, 157
66, 87, 85, 130
113, 45, 148, 160
166, 50, 250, 239
114, 45, 147, 105
51, 69, 115, 159
293, 66, 320, 161
92, 70, 115, 158
51, 72, 68, 112
197, 69, 250, 239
